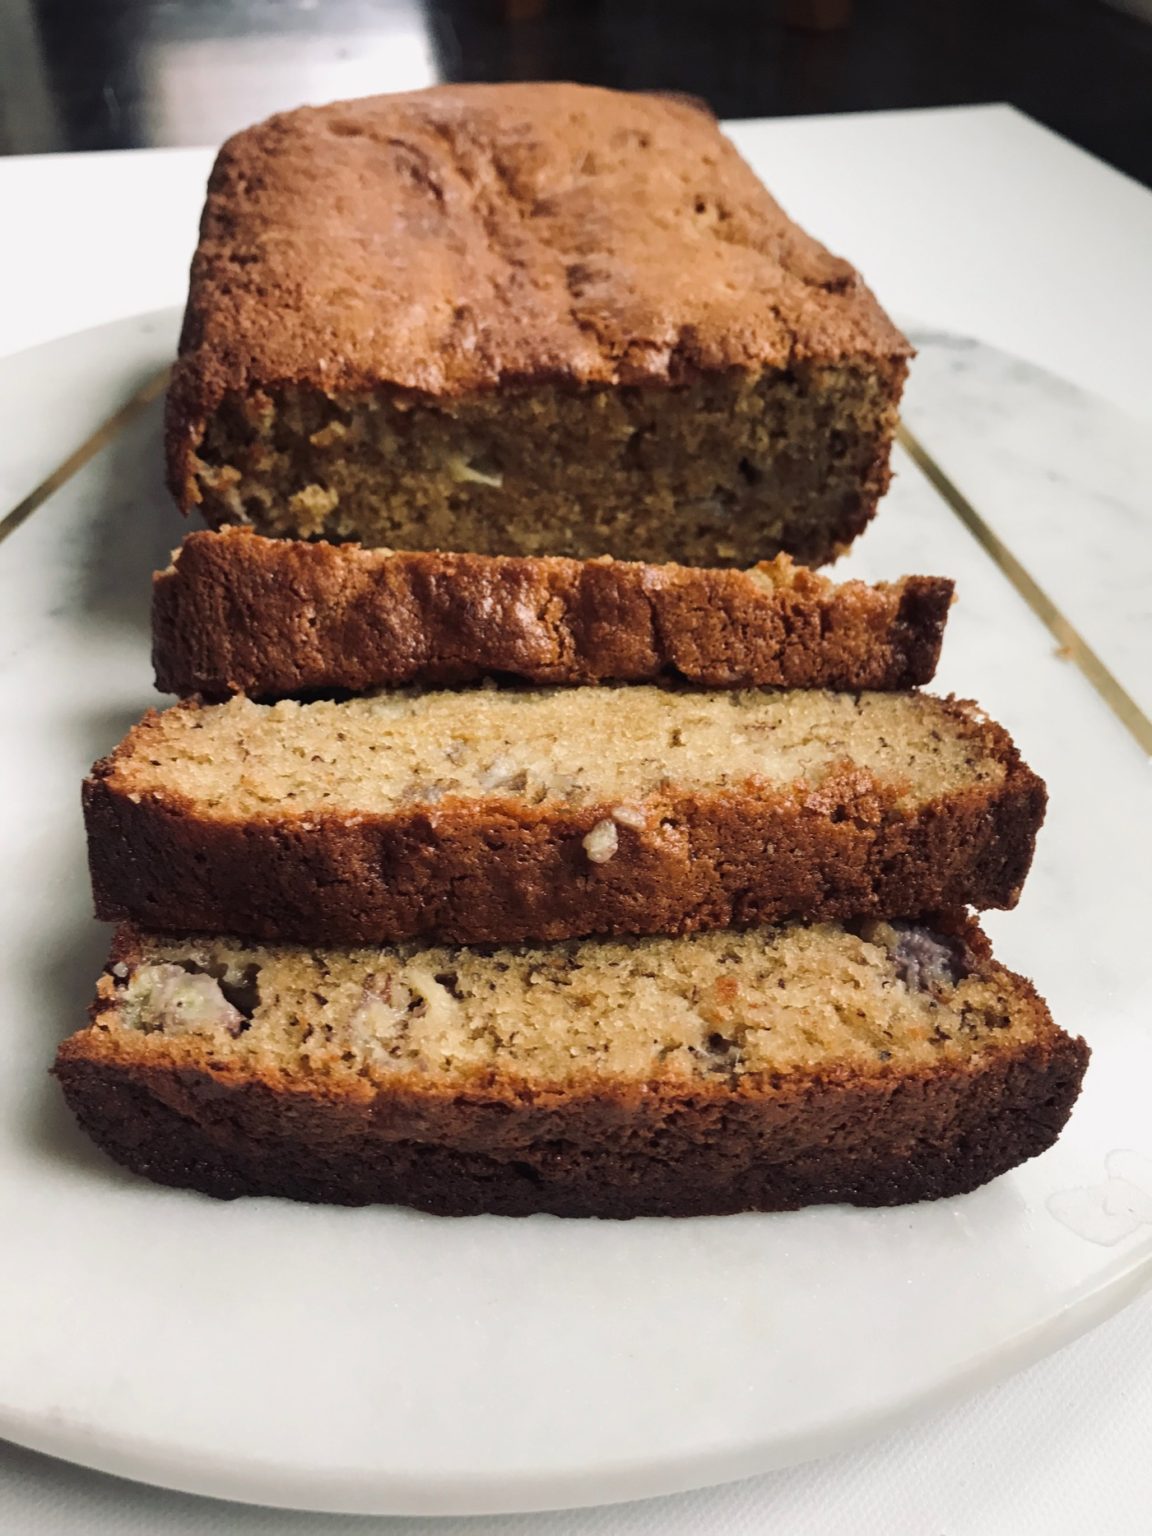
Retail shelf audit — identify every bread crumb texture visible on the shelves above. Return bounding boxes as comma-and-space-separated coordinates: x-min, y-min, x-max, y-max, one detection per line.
98, 921, 1033, 1091
106, 687, 1002, 819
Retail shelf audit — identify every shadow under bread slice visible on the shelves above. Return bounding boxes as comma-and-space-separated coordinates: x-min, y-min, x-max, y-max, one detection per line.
152, 530, 953, 699
54, 917, 1088, 1217
84, 687, 1045, 946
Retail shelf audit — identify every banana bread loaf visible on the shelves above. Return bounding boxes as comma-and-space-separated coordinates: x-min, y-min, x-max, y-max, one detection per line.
166, 83, 910, 567
152, 530, 953, 699
54, 918, 1088, 1215
84, 687, 1045, 945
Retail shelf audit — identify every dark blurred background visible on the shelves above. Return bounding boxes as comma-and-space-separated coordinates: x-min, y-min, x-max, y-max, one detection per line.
2, 0, 1150, 184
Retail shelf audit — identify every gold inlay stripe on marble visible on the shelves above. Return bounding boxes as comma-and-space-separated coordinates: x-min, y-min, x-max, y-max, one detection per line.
0, 366, 171, 551
899, 423, 1152, 757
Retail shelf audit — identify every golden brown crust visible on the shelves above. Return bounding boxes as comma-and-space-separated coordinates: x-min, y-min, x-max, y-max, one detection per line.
83, 698, 1046, 945
54, 924, 1088, 1216
169, 82, 908, 425
151, 531, 953, 698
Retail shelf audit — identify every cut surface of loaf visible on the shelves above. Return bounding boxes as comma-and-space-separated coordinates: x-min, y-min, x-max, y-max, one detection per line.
166, 83, 909, 567
153, 530, 953, 698
54, 919, 1088, 1216
85, 688, 1045, 945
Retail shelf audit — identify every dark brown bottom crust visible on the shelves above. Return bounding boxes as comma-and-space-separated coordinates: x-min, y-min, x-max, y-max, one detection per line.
151, 531, 953, 700
54, 1034, 1088, 1217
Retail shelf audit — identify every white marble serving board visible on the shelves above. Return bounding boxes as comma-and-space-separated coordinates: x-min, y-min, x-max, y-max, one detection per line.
0, 314, 1149, 1518
900, 326, 1152, 721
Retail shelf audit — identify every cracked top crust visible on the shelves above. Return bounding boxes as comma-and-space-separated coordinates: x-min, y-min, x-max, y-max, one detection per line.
172, 82, 910, 415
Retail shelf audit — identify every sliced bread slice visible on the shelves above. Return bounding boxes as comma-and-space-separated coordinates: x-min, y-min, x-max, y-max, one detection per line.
84, 687, 1045, 945
54, 918, 1088, 1216
151, 530, 953, 699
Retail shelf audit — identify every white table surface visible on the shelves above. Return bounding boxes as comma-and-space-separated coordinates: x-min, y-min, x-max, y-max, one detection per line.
2, 103, 1151, 1534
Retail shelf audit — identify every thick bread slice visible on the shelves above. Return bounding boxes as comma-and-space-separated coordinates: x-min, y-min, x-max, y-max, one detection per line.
84, 688, 1045, 946
152, 530, 953, 698
54, 919, 1088, 1216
